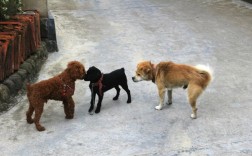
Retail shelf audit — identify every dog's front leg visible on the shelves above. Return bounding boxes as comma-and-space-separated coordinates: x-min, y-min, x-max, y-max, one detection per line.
155, 86, 166, 110
167, 89, 172, 105
89, 91, 96, 114
63, 99, 70, 118
95, 93, 103, 113
64, 97, 75, 119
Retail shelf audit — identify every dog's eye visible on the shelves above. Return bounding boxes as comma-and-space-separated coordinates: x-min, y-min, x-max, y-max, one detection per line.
137, 73, 141, 76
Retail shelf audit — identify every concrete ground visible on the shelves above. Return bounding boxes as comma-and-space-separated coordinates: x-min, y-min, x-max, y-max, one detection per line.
1, 0, 252, 155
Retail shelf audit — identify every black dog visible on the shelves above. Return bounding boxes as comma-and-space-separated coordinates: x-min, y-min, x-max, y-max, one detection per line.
84, 66, 131, 114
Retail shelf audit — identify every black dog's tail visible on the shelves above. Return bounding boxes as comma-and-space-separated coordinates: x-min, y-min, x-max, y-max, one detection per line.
120, 68, 128, 80
121, 68, 126, 75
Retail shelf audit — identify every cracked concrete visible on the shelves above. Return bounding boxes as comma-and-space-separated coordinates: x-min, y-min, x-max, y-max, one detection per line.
0, 0, 252, 155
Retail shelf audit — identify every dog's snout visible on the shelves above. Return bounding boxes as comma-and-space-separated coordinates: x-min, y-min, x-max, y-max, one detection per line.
132, 77, 136, 82
82, 74, 85, 80
84, 75, 89, 81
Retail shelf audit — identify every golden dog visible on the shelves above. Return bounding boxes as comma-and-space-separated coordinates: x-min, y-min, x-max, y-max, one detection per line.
132, 61, 212, 119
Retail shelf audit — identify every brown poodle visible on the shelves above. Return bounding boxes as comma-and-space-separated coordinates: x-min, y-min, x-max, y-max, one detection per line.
26, 61, 86, 131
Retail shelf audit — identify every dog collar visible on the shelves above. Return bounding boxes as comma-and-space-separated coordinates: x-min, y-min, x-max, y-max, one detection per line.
59, 77, 75, 97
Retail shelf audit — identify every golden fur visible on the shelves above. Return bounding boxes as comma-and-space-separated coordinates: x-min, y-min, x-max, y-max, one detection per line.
26, 61, 86, 131
132, 61, 212, 119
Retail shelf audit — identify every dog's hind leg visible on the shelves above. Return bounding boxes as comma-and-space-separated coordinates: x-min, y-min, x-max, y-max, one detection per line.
167, 89, 172, 105
187, 84, 203, 119
113, 86, 120, 100
26, 103, 34, 124
120, 83, 131, 103
33, 102, 45, 131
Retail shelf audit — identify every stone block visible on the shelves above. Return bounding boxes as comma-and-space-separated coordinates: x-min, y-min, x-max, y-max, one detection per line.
8, 74, 24, 91
20, 62, 34, 75
3, 79, 17, 95
17, 69, 28, 80
0, 84, 10, 102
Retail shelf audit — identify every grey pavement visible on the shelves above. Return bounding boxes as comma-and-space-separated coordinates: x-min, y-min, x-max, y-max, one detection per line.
1, 0, 252, 155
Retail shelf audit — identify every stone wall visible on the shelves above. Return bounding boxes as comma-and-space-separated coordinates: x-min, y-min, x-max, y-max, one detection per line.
0, 0, 57, 113
243, 0, 252, 4
0, 42, 48, 112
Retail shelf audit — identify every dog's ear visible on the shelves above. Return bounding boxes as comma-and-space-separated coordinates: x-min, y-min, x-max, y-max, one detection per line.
66, 61, 82, 79
145, 68, 151, 73
67, 61, 75, 69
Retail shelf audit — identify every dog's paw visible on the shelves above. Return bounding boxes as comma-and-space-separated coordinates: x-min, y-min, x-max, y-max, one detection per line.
36, 125, 46, 131
127, 99, 131, 103
155, 105, 162, 110
65, 115, 74, 119
95, 109, 100, 114
166, 102, 172, 105
27, 119, 34, 124
190, 113, 197, 119
89, 108, 94, 115
88, 107, 94, 113
113, 97, 119, 100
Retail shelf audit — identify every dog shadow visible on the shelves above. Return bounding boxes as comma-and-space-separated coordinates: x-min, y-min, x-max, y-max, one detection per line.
86, 92, 129, 115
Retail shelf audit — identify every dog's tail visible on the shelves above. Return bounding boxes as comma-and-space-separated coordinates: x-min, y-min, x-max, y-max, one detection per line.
120, 68, 128, 80
194, 64, 213, 89
195, 64, 213, 79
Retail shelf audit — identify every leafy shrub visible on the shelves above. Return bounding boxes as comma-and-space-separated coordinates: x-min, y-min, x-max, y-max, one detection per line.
0, 0, 22, 21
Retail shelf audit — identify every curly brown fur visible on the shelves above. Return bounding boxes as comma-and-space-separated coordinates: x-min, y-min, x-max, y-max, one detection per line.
132, 61, 212, 119
26, 61, 86, 131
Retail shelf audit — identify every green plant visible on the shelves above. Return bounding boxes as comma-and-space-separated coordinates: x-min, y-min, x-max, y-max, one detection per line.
0, 0, 23, 21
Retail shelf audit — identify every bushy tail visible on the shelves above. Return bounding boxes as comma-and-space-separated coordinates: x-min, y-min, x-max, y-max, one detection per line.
195, 64, 213, 88
195, 64, 213, 80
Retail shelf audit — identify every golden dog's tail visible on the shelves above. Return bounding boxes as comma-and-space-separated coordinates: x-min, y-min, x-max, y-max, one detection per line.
194, 64, 213, 89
